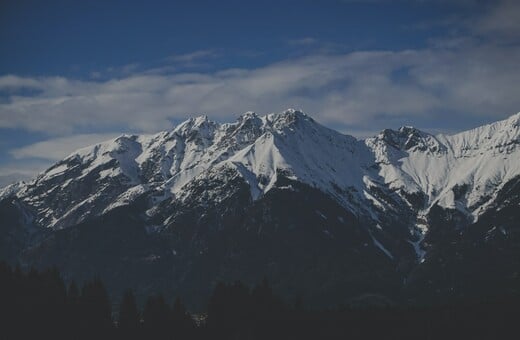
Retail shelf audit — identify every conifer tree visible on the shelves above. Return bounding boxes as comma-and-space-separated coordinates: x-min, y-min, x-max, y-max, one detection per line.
171, 297, 195, 339
80, 279, 113, 336
143, 294, 171, 338
119, 289, 140, 332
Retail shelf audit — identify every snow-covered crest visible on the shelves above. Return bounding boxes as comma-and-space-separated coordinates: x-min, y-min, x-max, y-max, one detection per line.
2, 110, 520, 236
367, 112, 520, 218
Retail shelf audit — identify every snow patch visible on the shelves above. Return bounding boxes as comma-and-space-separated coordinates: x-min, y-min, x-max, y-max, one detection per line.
315, 210, 327, 219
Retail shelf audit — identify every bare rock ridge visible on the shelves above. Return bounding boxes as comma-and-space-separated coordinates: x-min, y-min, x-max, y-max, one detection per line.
1, 109, 519, 307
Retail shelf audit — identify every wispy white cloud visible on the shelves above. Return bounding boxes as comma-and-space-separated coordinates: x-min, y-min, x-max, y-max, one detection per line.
0, 159, 51, 183
1, 0, 520, 180
0, 173, 31, 187
288, 37, 318, 46
9, 133, 122, 161
1, 38, 519, 136
0, 133, 122, 181
166, 49, 219, 63
0, 75, 43, 90
471, 0, 520, 42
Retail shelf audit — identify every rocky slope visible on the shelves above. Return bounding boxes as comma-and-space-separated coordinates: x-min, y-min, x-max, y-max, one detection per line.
1, 109, 519, 307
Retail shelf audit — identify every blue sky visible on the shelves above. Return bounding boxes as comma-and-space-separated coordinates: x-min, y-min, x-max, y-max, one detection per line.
0, 0, 463, 76
1, 0, 520, 185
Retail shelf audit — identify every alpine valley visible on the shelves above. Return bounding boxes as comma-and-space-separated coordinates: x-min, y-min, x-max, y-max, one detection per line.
1, 109, 519, 308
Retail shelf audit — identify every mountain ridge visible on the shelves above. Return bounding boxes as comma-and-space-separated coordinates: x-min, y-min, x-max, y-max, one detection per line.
1, 109, 519, 307
2, 109, 520, 236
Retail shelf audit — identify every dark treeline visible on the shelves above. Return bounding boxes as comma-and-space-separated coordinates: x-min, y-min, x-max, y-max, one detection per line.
1, 262, 519, 340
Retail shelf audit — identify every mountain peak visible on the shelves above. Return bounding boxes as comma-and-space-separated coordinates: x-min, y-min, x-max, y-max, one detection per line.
267, 109, 312, 130
371, 125, 445, 156
397, 125, 422, 135
237, 111, 262, 127
173, 114, 218, 140
193, 114, 210, 125
239, 111, 258, 119
4, 109, 520, 311
277, 108, 307, 119
504, 111, 520, 126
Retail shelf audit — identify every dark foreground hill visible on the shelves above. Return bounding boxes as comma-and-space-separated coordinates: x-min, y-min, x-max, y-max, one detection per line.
1, 110, 519, 308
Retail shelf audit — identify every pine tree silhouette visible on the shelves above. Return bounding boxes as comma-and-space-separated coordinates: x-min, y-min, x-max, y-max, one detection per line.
80, 278, 113, 337
143, 294, 171, 339
65, 280, 81, 338
118, 289, 141, 338
171, 296, 195, 339
1, 261, 519, 340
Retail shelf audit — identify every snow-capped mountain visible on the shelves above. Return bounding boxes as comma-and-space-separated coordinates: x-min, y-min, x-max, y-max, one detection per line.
1, 109, 519, 307
368, 112, 520, 217
1, 110, 370, 230
3, 110, 519, 238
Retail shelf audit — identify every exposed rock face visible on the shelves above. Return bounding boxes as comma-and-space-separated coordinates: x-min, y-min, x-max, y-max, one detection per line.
1, 109, 519, 308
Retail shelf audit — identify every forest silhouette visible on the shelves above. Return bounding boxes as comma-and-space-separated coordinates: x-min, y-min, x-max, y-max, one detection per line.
0, 261, 518, 340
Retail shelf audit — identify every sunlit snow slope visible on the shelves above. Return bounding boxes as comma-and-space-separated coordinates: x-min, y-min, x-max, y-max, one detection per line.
2, 109, 519, 256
